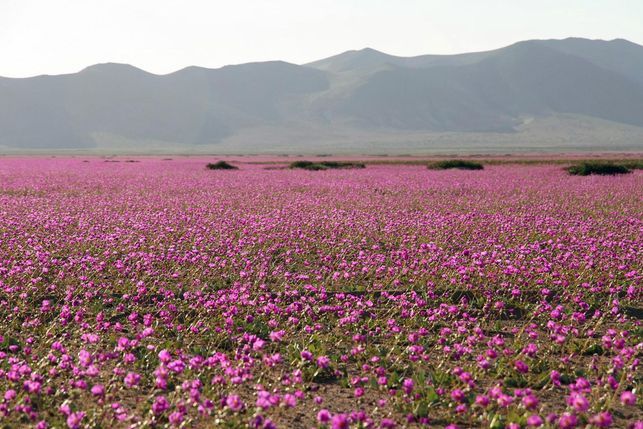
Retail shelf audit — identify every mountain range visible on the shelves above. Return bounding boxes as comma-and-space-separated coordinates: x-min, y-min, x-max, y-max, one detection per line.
2, 37, 643, 154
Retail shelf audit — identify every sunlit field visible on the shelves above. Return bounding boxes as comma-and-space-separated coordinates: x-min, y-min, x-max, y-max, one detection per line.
0, 158, 640, 428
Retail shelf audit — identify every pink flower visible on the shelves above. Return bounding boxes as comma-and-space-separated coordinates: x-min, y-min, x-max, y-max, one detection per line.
123, 372, 141, 388
450, 389, 465, 402
66, 411, 85, 429
4, 389, 16, 401
331, 414, 350, 429
620, 390, 636, 406
269, 330, 285, 342
225, 394, 244, 412
152, 396, 169, 415
90, 384, 105, 397
300, 350, 313, 361
158, 349, 171, 363
402, 378, 414, 394
567, 393, 589, 412
558, 413, 578, 429
317, 409, 331, 423
282, 393, 297, 407
475, 394, 490, 407
380, 418, 396, 428
589, 412, 612, 428
78, 349, 92, 367
316, 356, 330, 369
527, 415, 543, 427
522, 394, 539, 410
168, 411, 184, 426
497, 394, 514, 407
515, 360, 529, 374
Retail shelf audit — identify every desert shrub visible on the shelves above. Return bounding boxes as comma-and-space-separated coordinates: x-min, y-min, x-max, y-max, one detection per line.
289, 160, 317, 169
319, 161, 365, 169
206, 161, 238, 170
428, 160, 484, 170
622, 160, 643, 170
566, 162, 630, 176
290, 161, 365, 170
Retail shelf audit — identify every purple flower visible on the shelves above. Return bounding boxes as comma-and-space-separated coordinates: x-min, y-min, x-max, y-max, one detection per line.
4, 389, 17, 401
620, 390, 636, 406
158, 349, 171, 363
300, 350, 313, 361
225, 394, 244, 412
589, 412, 612, 428
567, 393, 589, 412
515, 360, 529, 374
473, 394, 488, 407
380, 418, 396, 428
90, 384, 105, 397
317, 409, 331, 423
527, 415, 543, 427
557, 413, 578, 429
331, 413, 350, 429
123, 372, 141, 388
316, 355, 330, 369
282, 393, 297, 407
66, 411, 85, 429
522, 394, 539, 410
168, 411, 184, 426
152, 395, 169, 415
450, 389, 465, 403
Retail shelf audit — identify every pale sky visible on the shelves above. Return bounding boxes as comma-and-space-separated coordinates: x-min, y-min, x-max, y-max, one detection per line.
1, 0, 642, 78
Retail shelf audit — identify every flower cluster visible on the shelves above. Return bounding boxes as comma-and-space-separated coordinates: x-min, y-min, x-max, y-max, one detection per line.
0, 158, 640, 427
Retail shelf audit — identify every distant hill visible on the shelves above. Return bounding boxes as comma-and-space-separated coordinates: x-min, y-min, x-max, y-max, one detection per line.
2, 38, 643, 154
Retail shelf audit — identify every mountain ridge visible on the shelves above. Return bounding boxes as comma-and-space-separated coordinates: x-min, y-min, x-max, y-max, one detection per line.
1, 37, 643, 153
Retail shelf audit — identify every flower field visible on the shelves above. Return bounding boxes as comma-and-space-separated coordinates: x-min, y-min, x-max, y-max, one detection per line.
0, 158, 641, 428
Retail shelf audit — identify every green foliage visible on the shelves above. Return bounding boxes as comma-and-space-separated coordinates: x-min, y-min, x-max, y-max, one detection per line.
427, 160, 484, 170
289, 160, 366, 170
566, 161, 631, 176
622, 160, 643, 170
206, 161, 238, 170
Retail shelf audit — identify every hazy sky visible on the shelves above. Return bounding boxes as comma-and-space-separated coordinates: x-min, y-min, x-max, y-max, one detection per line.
1, 0, 642, 77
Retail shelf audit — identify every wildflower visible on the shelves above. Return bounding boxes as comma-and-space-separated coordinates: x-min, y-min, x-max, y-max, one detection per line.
4, 389, 16, 401
282, 393, 297, 407
620, 390, 636, 406
567, 393, 589, 412
123, 372, 141, 388
380, 418, 396, 428
300, 350, 313, 361
152, 396, 169, 415
158, 349, 171, 363
331, 414, 350, 429
589, 412, 612, 428
225, 394, 244, 412
90, 384, 105, 397
317, 409, 331, 423
522, 394, 539, 410
168, 411, 184, 426
450, 389, 465, 403
475, 394, 490, 407
66, 411, 85, 429
515, 360, 529, 373
527, 415, 544, 427
316, 356, 330, 369
558, 413, 578, 429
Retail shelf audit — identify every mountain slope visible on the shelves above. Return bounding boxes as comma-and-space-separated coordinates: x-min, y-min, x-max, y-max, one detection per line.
1, 38, 643, 152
